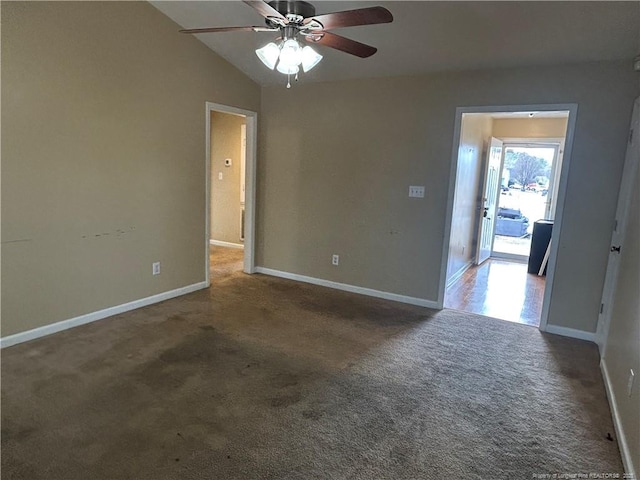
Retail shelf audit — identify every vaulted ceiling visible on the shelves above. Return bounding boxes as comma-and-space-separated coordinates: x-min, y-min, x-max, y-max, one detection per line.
151, 1, 640, 86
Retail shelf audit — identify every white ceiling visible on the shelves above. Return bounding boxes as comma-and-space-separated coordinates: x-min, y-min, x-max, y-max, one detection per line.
151, 1, 640, 86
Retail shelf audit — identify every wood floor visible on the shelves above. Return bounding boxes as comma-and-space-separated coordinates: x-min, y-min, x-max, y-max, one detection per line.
445, 259, 546, 327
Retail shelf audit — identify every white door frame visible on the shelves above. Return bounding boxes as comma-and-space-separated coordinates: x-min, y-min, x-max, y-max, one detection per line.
438, 103, 578, 335
205, 102, 258, 286
596, 97, 639, 356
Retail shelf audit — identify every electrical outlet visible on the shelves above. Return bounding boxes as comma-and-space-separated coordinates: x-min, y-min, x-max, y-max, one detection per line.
628, 369, 635, 397
409, 186, 425, 198
152, 262, 161, 275
332, 254, 339, 266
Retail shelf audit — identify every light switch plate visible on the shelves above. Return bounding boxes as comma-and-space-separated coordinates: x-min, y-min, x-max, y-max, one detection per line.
409, 186, 425, 198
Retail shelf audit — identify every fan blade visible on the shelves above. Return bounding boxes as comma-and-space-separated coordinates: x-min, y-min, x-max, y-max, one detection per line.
305, 32, 377, 58
304, 6, 392, 30
242, 1, 288, 23
179, 26, 276, 34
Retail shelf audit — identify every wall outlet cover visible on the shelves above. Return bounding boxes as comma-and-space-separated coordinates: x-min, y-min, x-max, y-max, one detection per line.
409, 186, 425, 198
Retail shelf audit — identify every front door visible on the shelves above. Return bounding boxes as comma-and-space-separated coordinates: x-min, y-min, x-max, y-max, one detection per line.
476, 137, 503, 265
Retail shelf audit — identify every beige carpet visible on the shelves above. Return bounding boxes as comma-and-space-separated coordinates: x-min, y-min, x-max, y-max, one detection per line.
1, 253, 623, 479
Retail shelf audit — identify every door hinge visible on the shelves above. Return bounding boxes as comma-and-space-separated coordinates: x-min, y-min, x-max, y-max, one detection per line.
600, 303, 604, 314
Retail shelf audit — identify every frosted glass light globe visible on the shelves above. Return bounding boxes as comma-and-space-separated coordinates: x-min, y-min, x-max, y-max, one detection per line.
278, 39, 302, 68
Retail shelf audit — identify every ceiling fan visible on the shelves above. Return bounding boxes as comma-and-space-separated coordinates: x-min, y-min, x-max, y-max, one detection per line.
180, 0, 393, 87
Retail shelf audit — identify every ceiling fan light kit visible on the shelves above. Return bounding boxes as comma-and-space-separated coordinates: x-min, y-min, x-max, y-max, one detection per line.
257, 38, 324, 86
180, 0, 393, 88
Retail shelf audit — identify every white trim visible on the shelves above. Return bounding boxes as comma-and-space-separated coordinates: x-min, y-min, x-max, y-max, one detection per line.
490, 252, 529, 263
439, 104, 578, 337
495, 137, 565, 145
438, 109, 465, 308
537, 105, 578, 332
209, 239, 244, 249
0, 282, 209, 349
543, 324, 596, 342
601, 359, 637, 478
205, 102, 258, 287
446, 260, 473, 289
255, 267, 439, 309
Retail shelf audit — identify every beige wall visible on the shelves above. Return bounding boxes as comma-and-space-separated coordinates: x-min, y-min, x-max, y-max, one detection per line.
492, 117, 568, 138
604, 154, 639, 475
259, 62, 638, 332
210, 112, 245, 245
1, 2, 260, 336
446, 114, 492, 282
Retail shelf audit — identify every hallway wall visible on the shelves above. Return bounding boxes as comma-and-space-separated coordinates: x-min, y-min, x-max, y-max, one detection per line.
446, 114, 492, 284
210, 112, 245, 245
492, 117, 568, 138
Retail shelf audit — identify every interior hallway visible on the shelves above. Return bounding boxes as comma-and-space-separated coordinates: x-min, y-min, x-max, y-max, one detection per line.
445, 259, 546, 327
210, 245, 244, 280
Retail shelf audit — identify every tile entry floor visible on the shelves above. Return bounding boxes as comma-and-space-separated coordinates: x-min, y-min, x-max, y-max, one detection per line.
445, 259, 546, 327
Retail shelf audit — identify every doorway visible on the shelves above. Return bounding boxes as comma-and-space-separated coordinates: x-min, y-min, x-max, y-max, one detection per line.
440, 106, 576, 329
205, 102, 257, 285
493, 142, 562, 261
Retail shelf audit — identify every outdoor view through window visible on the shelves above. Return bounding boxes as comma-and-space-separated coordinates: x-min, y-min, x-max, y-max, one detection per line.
493, 146, 557, 258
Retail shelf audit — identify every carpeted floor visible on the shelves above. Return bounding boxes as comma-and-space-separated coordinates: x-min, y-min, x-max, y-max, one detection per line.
1, 249, 623, 479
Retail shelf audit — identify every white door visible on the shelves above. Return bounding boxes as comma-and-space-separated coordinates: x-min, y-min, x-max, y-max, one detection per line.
543, 144, 561, 220
476, 137, 503, 264
596, 97, 640, 355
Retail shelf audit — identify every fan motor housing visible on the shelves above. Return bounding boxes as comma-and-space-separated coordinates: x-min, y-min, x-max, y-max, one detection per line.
268, 1, 316, 22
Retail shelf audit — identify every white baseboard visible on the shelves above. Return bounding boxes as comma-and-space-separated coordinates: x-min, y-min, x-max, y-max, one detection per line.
255, 267, 439, 309
0, 281, 209, 349
446, 261, 473, 288
209, 239, 244, 249
490, 252, 528, 264
543, 324, 596, 342
601, 359, 637, 478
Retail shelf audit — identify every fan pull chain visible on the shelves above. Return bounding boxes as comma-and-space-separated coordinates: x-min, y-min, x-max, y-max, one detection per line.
286, 74, 291, 89
295, 72, 299, 82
